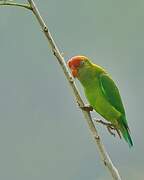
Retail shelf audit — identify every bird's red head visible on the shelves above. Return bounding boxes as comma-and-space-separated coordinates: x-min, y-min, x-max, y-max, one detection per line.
67, 56, 86, 77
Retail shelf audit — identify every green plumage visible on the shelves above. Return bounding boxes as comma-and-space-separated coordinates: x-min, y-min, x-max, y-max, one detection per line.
77, 58, 133, 147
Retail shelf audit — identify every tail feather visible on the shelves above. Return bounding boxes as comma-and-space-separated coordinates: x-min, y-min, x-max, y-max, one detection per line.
119, 117, 133, 147
122, 127, 133, 147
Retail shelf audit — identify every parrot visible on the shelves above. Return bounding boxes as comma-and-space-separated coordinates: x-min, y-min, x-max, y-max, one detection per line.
67, 55, 133, 147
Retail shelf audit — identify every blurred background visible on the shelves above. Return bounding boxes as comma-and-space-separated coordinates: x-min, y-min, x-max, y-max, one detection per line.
0, 0, 143, 179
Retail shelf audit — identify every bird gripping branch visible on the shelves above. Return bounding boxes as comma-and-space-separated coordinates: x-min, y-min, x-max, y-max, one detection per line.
67, 55, 133, 147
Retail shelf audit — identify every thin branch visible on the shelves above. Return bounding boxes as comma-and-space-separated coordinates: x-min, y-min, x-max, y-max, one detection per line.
0, 0, 122, 179
27, 0, 122, 180
0, 1, 32, 10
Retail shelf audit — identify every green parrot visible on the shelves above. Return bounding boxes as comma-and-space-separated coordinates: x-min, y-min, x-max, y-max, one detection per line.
67, 55, 133, 147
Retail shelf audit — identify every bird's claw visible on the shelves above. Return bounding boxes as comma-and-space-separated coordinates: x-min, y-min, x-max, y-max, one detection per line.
95, 119, 121, 138
80, 105, 93, 112
77, 102, 93, 112
107, 126, 116, 137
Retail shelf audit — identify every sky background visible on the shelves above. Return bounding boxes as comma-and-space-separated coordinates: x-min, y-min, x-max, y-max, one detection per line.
0, 0, 144, 179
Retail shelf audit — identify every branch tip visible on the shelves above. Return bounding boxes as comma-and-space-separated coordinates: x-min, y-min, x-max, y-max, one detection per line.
0, 2, 32, 10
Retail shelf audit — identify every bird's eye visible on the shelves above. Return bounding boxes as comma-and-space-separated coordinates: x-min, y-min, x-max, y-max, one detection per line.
80, 60, 85, 66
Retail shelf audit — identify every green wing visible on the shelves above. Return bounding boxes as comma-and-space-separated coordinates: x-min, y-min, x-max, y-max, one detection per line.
99, 73, 125, 115
99, 73, 133, 147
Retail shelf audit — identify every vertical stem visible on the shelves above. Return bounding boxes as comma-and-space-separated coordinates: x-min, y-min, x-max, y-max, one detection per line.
27, 0, 122, 179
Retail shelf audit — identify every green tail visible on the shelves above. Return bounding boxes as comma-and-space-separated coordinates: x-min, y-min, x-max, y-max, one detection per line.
119, 117, 133, 147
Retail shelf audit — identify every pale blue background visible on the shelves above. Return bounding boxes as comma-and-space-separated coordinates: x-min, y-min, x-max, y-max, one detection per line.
0, 0, 143, 179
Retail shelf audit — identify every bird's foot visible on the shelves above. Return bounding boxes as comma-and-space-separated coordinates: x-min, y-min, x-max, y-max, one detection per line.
107, 126, 116, 137
78, 102, 93, 112
95, 119, 121, 138
115, 128, 121, 139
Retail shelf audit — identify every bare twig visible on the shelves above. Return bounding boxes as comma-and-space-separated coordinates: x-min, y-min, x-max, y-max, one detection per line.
27, 1, 122, 179
0, 0, 122, 179
0, 1, 32, 10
